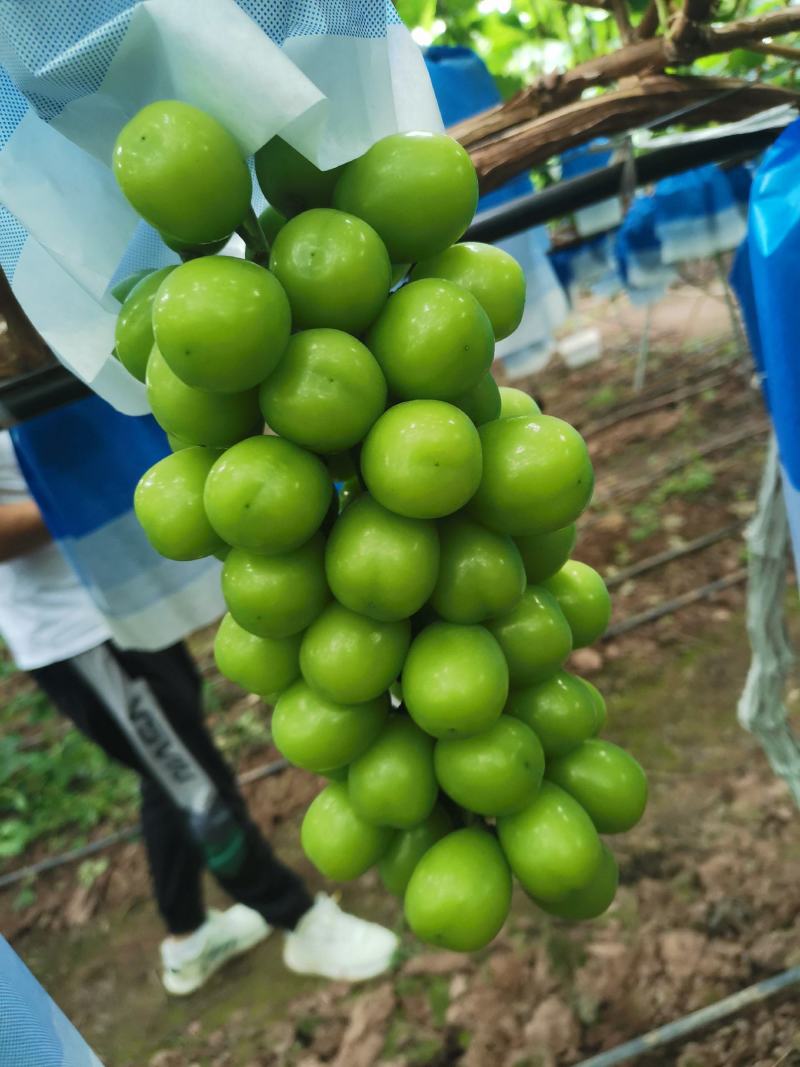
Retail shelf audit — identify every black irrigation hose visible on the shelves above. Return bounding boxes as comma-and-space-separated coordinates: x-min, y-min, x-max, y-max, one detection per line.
604, 521, 747, 590
589, 421, 768, 511
0, 566, 753, 889
465, 125, 785, 245
557, 353, 742, 431
602, 569, 748, 640
0, 364, 90, 427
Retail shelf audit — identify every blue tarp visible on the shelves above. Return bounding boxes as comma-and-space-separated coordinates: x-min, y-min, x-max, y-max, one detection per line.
731, 117, 800, 565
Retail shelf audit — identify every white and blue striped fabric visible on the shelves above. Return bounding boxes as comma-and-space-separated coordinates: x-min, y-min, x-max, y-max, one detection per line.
0, 936, 104, 1067
10, 394, 225, 651
0, 0, 441, 412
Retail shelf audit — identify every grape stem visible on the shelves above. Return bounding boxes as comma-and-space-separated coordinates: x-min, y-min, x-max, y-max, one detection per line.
237, 205, 269, 267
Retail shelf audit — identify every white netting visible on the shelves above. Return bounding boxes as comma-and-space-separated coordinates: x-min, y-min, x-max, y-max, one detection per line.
737, 435, 800, 807
0, 0, 439, 411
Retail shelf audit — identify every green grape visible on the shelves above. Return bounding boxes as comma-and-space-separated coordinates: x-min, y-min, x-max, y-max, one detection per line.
113, 100, 251, 244
255, 137, 343, 218
269, 208, 391, 334
334, 131, 478, 263
411, 242, 526, 340
145, 346, 261, 448
115, 266, 176, 382
153, 256, 290, 393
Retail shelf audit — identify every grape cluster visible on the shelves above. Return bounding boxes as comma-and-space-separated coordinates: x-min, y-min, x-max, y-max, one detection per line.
116, 100, 647, 952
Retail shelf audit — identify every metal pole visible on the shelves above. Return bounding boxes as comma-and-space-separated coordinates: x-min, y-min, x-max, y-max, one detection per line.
714, 251, 748, 362
633, 305, 652, 393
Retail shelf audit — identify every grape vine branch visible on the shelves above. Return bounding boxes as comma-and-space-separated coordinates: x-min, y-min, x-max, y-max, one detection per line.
423, 0, 800, 190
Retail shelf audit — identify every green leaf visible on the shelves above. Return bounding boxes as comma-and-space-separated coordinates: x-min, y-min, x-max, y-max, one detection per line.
77, 857, 110, 889
13, 885, 36, 912
0, 818, 30, 858
730, 47, 770, 71
395, 0, 437, 28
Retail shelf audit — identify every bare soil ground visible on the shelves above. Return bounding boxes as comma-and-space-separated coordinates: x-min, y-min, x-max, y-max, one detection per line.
3, 280, 800, 1067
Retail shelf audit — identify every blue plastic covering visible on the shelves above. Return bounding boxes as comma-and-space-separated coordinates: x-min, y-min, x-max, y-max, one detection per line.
732, 117, 800, 565
0, 936, 104, 1066
424, 45, 531, 212
729, 241, 764, 375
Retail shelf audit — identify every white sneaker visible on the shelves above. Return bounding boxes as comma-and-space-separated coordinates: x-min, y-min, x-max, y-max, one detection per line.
161, 904, 271, 995
283, 893, 399, 982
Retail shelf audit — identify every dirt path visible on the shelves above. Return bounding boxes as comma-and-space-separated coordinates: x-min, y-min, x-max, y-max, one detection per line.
4, 282, 800, 1066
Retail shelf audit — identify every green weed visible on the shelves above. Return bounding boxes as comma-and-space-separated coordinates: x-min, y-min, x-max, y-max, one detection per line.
586, 384, 620, 412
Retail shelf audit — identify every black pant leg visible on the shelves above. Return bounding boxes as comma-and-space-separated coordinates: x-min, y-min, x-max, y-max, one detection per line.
99, 643, 313, 930
139, 777, 207, 934
31, 651, 207, 934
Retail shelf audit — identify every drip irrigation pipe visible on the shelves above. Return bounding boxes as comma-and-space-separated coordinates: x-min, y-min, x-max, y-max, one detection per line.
464, 124, 785, 245
589, 420, 768, 511
581, 371, 730, 437
604, 520, 747, 589
0, 757, 289, 891
572, 965, 800, 1067
602, 569, 748, 639
554, 354, 748, 435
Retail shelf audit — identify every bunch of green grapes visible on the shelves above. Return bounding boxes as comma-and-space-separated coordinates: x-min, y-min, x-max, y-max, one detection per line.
115, 100, 647, 953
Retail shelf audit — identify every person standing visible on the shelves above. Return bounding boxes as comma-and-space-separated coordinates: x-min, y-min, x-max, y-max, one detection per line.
0, 430, 397, 994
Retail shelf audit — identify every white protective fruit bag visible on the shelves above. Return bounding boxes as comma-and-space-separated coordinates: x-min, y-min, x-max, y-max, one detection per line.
0, 0, 441, 413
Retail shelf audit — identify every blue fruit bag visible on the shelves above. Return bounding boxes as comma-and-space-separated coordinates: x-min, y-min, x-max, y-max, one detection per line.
733, 118, 800, 567
561, 139, 623, 238
615, 195, 676, 307
654, 163, 749, 265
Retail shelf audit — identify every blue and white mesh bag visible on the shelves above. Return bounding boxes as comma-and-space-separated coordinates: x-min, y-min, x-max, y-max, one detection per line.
560, 139, 623, 238
654, 163, 749, 265
0, 936, 105, 1067
424, 45, 567, 380
0, 1, 440, 650
0, 0, 441, 413
560, 232, 623, 300
615, 196, 676, 307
